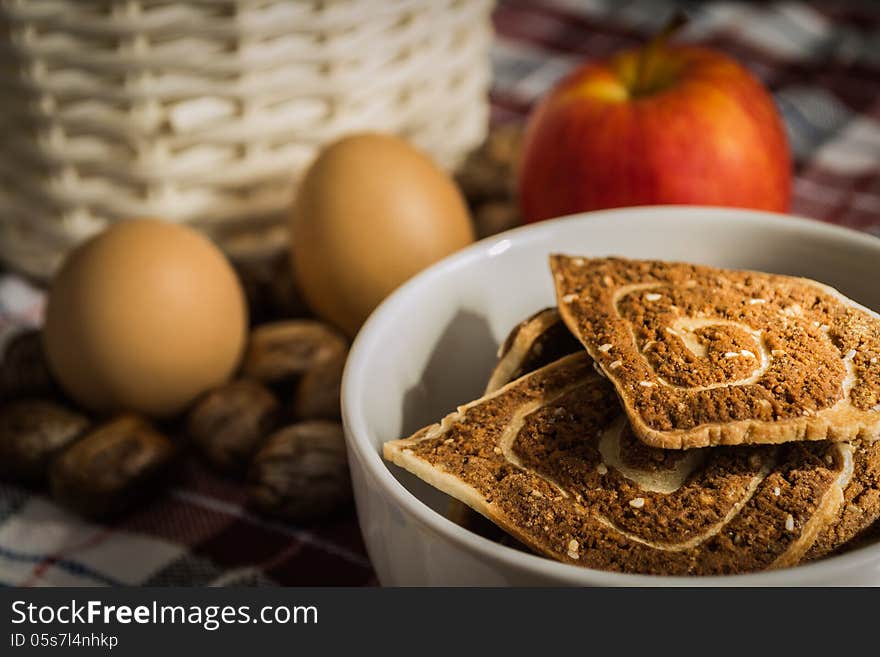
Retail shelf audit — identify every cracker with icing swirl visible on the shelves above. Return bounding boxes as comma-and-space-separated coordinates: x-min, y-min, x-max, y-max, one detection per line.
448, 307, 581, 543
384, 353, 880, 575
485, 307, 583, 394
551, 256, 880, 449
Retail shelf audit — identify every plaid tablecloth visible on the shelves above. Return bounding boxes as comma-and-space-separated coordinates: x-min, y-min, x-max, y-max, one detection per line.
2, 0, 879, 586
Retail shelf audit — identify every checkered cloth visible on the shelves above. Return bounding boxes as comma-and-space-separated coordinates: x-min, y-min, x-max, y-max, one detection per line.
1, 0, 879, 586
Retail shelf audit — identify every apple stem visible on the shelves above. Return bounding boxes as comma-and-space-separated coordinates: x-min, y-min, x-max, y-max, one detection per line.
633, 11, 689, 96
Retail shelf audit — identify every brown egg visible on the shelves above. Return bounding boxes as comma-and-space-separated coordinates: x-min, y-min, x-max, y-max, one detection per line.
43, 219, 247, 418
291, 133, 474, 337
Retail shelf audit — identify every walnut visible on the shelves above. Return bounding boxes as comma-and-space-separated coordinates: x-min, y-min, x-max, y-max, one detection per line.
455, 123, 523, 205
0, 399, 90, 482
0, 330, 56, 400
241, 320, 348, 384
49, 415, 175, 519
234, 251, 311, 325
293, 351, 345, 421
248, 421, 351, 521
187, 379, 279, 475
474, 200, 522, 239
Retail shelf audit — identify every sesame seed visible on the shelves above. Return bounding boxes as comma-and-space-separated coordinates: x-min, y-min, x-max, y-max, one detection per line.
598, 343, 613, 353
562, 293, 578, 303
824, 454, 834, 465
567, 539, 580, 559
749, 298, 766, 305
772, 349, 786, 357
609, 360, 623, 369
785, 514, 795, 532
531, 489, 543, 498
724, 352, 740, 358
572, 258, 585, 266
603, 276, 613, 286
773, 487, 781, 497
593, 362, 607, 378
845, 349, 857, 360
870, 357, 878, 364
443, 438, 454, 445
629, 497, 645, 509
596, 463, 608, 475
665, 327, 678, 335
642, 340, 657, 352
871, 405, 880, 413
493, 447, 502, 455
820, 324, 830, 332
813, 321, 821, 328
846, 504, 862, 514
740, 349, 756, 358
644, 293, 662, 302
639, 380, 654, 387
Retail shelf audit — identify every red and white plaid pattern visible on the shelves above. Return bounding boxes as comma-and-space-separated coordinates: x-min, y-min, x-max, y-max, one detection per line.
2, 0, 878, 586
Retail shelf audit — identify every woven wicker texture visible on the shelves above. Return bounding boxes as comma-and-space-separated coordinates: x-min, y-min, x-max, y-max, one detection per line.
0, 0, 493, 278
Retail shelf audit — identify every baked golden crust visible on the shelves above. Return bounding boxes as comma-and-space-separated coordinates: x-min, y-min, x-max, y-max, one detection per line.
384, 354, 880, 575
448, 307, 581, 541
550, 256, 880, 449
485, 307, 582, 394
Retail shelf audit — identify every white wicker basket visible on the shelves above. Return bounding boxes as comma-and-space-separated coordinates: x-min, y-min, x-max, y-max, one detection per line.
0, 0, 494, 278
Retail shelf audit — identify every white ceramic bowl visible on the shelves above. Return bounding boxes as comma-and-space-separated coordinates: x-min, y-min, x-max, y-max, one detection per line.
342, 206, 880, 586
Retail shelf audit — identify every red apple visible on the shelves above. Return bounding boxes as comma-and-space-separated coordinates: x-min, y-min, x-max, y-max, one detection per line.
518, 43, 791, 222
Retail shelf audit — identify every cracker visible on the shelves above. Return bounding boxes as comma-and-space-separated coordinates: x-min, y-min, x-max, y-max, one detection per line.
384, 354, 880, 575
486, 307, 583, 394
551, 256, 880, 448
449, 307, 581, 543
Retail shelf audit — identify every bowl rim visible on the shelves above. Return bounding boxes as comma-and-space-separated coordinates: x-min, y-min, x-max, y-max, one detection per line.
342, 205, 880, 585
